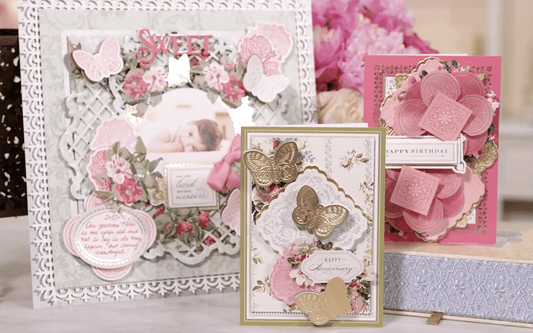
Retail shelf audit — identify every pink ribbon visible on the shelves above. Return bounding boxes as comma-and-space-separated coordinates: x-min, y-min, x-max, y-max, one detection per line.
207, 135, 241, 192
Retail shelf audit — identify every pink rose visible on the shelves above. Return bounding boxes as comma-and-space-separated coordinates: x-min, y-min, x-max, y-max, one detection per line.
203, 236, 216, 245
114, 177, 143, 204
222, 75, 246, 103
203, 62, 230, 90
124, 71, 148, 100
255, 184, 281, 203
105, 154, 132, 185
176, 221, 193, 235
198, 212, 210, 229
143, 66, 168, 92
224, 62, 236, 71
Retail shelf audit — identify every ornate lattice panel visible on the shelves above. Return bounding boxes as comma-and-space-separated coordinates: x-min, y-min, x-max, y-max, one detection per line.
0, 29, 27, 218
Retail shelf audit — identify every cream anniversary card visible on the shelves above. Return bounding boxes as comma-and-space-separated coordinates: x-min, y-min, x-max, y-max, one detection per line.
240, 126, 385, 326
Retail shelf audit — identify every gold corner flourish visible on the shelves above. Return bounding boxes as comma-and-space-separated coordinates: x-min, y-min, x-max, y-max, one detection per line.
469, 141, 499, 177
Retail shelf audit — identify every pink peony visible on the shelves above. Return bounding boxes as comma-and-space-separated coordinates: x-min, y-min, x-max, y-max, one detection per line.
105, 154, 132, 185
222, 75, 246, 103
124, 71, 148, 100
311, 0, 436, 97
339, 19, 408, 94
114, 177, 143, 204
403, 31, 438, 54
176, 220, 193, 235
313, 26, 344, 92
312, 0, 361, 37
203, 62, 230, 90
198, 212, 210, 229
360, 0, 414, 33
143, 66, 167, 92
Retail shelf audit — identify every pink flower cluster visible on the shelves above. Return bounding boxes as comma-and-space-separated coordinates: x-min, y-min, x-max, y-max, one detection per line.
202, 62, 246, 103
124, 66, 168, 100
175, 212, 212, 239
312, 0, 436, 93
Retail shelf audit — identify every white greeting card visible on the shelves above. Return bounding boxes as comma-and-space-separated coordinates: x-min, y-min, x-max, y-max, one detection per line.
18, 0, 315, 308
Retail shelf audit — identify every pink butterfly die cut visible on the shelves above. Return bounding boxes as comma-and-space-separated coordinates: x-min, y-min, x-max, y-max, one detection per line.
72, 36, 124, 82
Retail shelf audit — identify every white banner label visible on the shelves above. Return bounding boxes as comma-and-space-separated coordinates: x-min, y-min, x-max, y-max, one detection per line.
386, 135, 467, 173
166, 164, 218, 208
301, 251, 364, 283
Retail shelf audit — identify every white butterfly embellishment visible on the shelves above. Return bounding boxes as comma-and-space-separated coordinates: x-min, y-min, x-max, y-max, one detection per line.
72, 36, 124, 82
243, 54, 290, 103
166, 55, 191, 88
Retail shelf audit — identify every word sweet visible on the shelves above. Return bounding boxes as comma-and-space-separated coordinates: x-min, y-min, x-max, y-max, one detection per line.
136, 29, 212, 67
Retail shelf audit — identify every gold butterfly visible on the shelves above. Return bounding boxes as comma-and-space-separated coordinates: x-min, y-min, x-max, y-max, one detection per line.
295, 277, 351, 326
292, 185, 349, 238
242, 141, 298, 188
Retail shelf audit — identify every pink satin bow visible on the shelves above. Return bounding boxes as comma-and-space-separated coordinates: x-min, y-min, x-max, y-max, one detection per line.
207, 135, 241, 192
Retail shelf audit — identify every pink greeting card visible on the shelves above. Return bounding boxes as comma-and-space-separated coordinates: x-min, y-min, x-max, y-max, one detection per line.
364, 55, 501, 244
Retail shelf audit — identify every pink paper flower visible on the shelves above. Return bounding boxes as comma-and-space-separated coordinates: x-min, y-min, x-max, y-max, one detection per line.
86, 149, 111, 191
246, 22, 293, 64
176, 220, 193, 235
269, 242, 322, 306
222, 75, 246, 103
105, 154, 132, 185
237, 34, 281, 75
114, 177, 143, 204
393, 70, 492, 154
198, 212, 210, 229
143, 66, 167, 92
124, 71, 149, 100
385, 168, 464, 239
203, 62, 230, 90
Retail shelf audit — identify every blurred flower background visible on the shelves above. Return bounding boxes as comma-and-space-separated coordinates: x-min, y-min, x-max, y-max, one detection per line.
312, 0, 436, 124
